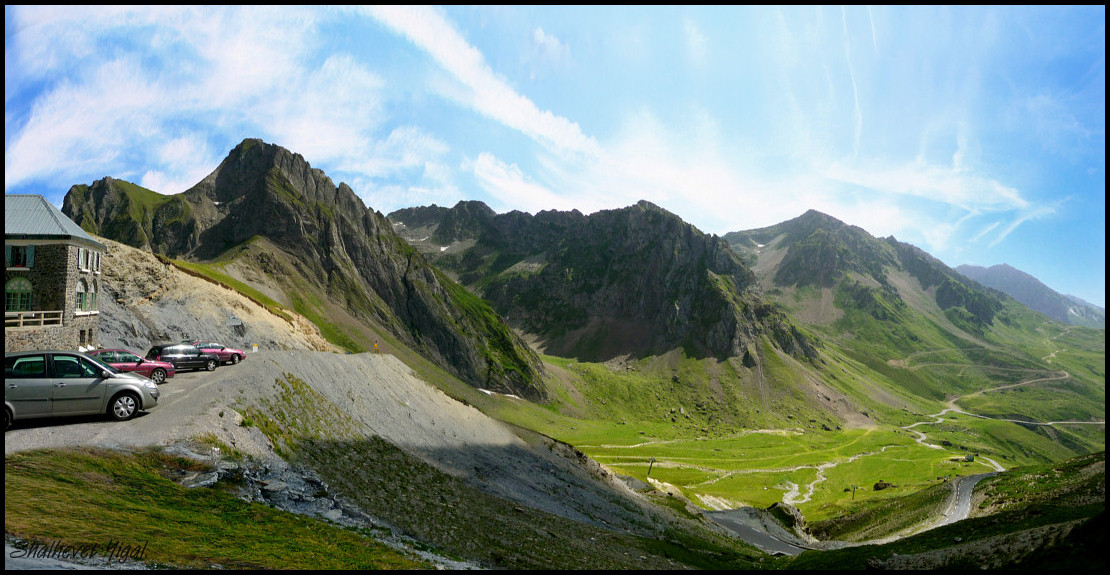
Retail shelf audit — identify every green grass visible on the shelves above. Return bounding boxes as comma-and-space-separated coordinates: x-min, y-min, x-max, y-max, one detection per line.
4, 447, 430, 570
485, 331, 1103, 526
780, 452, 1106, 569
974, 451, 1105, 512
781, 502, 1103, 570
808, 479, 952, 541
490, 379, 992, 520
286, 287, 366, 353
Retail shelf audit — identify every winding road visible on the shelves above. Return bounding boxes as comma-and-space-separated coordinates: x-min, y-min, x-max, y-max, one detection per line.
706, 346, 1105, 554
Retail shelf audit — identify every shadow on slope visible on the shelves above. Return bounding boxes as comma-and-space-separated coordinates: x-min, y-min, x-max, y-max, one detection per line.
236, 353, 761, 569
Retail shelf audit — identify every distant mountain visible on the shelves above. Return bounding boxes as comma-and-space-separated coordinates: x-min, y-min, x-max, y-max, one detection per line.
720, 209, 1056, 411
62, 138, 544, 398
388, 200, 815, 363
956, 263, 1105, 328
725, 209, 1007, 338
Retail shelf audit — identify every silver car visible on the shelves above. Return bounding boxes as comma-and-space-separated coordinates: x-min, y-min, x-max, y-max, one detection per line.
5, 350, 159, 430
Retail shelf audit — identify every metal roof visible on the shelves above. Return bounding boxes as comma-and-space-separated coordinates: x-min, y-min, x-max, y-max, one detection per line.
4, 194, 106, 250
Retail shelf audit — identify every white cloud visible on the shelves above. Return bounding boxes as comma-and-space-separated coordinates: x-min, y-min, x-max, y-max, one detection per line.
841, 6, 862, 160
989, 203, 1059, 248
822, 160, 1028, 213
5, 6, 390, 197
525, 27, 571, 79
139, 135, 217, 194
5, 58, 165, 189
339, 126, 449, 181
260, 53, 386, 165
468, 152, 568, 213
364, 5, 601, 159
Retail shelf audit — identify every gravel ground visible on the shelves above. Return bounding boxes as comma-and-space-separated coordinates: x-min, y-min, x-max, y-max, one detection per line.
94, 236, 332, 356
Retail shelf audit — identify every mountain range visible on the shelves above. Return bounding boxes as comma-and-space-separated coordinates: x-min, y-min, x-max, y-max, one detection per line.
51, 137, 1105, 569
956, 263, 1105, 329
388, 200, 815, 364
61, 138, 1106, 430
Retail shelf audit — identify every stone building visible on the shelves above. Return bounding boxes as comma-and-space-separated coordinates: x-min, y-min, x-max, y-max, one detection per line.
5, 194, 106, 352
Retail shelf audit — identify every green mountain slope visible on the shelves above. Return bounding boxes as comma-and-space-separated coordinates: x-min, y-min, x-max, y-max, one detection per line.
724, 210, 1104, 425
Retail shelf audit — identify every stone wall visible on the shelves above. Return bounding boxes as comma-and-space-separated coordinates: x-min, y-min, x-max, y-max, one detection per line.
4, 242, 101, 352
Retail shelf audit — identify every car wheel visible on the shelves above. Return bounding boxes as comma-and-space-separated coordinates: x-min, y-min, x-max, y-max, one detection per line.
109, 392, 140, 421
206, 359, 217, 371
230, 354, 240, 365
150, 368, 167, 384
4, 407, 11, 431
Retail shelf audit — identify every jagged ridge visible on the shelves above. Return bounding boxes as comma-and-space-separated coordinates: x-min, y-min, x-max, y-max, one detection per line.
389, 200, 816, 363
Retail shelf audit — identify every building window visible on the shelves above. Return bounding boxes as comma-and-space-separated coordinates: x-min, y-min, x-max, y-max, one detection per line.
78, 247, 88, 271
5, 245, 35, 268
5, 277, 33, 311
89, 279, 98, 310
93, 250, 102, 273
76, 278, 88, 311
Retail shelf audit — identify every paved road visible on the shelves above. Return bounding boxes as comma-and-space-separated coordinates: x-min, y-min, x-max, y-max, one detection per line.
709, 471, 997, 554
939, 473, 995, 527
705, 509, 809, 556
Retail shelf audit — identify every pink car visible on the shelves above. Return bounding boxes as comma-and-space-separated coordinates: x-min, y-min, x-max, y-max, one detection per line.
88, 348, 176, 384
190, 341, 246, 365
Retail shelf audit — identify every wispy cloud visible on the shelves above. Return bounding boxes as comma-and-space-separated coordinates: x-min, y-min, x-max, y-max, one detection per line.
989, 203, 1061, 248
140, 135, 217, 194
364, 5, 601, 160
841, 6, 862, 161
4, 5, 356, 194
867, 6, 878, 53
969, 221, 1001, 243
823, 159, 1029, 213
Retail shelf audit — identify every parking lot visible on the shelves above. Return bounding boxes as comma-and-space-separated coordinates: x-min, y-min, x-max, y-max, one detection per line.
4, 360, 266, 457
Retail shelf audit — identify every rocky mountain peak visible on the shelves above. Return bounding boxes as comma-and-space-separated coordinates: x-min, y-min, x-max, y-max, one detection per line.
62, 138, 546, 398
432, 200, 497, 243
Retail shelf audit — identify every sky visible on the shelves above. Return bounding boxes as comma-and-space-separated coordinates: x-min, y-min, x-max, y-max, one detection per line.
5, 5, 1105, 307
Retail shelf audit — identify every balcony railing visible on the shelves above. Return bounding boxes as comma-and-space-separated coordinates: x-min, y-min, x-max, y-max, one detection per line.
5, 310, 63, 328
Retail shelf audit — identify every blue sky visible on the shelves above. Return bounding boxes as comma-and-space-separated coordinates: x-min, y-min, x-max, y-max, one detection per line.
5, 6, 1105, 306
